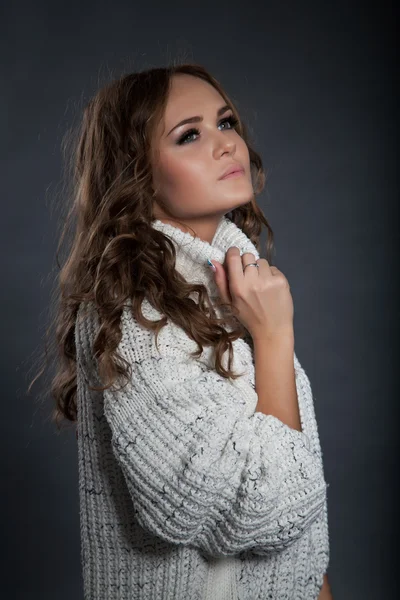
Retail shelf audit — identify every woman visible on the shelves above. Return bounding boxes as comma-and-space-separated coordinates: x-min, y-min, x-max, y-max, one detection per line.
40, 63, 333, 598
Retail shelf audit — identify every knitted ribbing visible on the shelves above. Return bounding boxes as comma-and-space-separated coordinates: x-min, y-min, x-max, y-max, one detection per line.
75, 215, 330, 599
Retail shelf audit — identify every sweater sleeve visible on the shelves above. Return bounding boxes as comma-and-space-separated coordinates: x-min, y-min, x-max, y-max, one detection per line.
93, 308, 328, 559
292, 353, 330, 570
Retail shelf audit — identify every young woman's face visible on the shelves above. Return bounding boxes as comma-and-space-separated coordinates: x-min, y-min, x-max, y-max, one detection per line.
150, 74, 254, 241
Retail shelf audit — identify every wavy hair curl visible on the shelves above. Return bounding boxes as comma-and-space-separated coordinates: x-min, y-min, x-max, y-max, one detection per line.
27, 62, 275, 430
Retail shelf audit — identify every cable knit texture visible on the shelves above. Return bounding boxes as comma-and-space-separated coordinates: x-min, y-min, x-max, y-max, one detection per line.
75, 216, 330, 599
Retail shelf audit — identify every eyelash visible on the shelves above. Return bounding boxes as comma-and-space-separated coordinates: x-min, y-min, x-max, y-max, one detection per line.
177, 115, 239, 145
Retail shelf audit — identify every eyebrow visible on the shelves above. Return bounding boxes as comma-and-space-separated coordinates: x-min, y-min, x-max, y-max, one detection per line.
166, 104, 231, 137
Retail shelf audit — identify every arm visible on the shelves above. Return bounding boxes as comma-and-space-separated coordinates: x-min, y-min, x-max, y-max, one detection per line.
253, 330, 331, 582
253, 329, 302, 431
76, 304, 327, 559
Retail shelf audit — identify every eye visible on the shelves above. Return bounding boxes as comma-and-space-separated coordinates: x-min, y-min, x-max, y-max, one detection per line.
219, 115, 239, 131
176, 114, 239, 145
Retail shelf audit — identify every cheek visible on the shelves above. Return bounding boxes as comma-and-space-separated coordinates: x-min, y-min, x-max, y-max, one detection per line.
159, 153, 209, 191
238, 138, 251, 167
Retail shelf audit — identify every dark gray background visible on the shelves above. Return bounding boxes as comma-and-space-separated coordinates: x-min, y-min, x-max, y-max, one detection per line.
3, 1, 397, 598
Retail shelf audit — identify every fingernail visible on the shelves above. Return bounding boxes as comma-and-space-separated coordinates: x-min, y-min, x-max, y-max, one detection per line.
207, 258, 216, 272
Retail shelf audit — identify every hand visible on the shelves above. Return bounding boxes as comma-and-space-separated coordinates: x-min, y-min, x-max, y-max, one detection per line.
318, 574, 334, 600
210, 247, 294, 341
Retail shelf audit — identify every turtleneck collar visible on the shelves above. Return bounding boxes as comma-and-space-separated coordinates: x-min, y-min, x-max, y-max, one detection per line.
150, 216, 260, 297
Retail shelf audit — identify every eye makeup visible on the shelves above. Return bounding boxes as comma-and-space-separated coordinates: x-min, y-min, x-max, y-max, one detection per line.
176, 115, 239, 145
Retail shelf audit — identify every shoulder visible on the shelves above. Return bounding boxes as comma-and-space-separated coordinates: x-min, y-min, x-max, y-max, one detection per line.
75, 298, 202, 366
121, 298, 212, 367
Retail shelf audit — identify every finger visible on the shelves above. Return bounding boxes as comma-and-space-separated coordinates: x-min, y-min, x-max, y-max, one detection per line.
253, 258, 276, 277
224, 246, 245, 292
241, 251, 260, 277
211, 260, 231, 304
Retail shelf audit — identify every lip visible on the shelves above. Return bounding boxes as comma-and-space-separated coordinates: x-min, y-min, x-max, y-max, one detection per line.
218, 163, 245, 180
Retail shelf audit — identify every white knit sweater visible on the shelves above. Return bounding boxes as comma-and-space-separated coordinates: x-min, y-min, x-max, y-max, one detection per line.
75, 215, 330, 599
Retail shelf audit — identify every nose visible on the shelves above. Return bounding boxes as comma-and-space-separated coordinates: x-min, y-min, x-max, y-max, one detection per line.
213, 132, 236, 158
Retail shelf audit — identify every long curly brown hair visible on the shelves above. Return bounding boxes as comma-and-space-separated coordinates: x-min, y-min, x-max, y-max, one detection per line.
26, 61, 275, 431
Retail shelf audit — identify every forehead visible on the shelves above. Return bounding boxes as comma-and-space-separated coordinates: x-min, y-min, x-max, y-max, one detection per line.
164, 74, 225, 122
